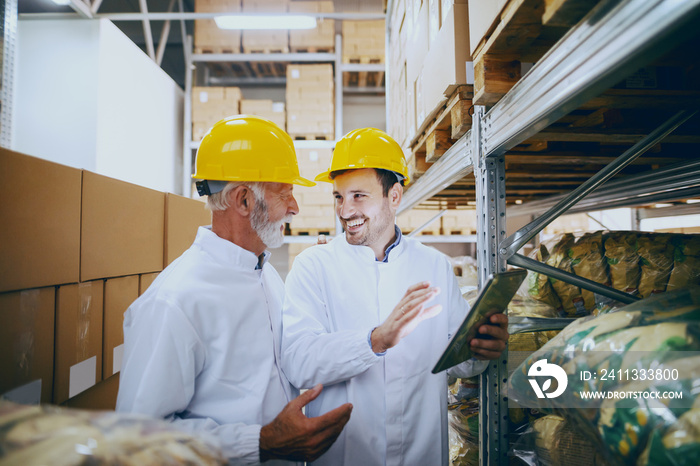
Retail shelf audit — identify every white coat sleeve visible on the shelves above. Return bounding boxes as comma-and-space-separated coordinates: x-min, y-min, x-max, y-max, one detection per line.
281, 253, 381, 389
443, 263, 489, 378
116, 298, 263, 465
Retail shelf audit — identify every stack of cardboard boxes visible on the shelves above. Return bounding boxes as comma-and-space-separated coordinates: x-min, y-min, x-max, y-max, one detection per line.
290, 148, 336, 235
0, 148, 212, 409
342, 20, 386, 63
241, 0, 290, 53
194, 0, 242, 53
286, 64, 335, 140
388, 0, 471, 152
191, 86, 242, 141
240, 100, 287, 131
289, 1, 335, 52
396, 207, 477, 235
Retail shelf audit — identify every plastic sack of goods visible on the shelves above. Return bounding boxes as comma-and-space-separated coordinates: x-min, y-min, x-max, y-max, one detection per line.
508, 287, 700, 465
0, 400, 225, 465
448, 378, 479, 466
526, 231, 700, 318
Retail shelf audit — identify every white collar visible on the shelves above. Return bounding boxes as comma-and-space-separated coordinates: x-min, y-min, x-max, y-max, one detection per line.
195, 226, 271, 270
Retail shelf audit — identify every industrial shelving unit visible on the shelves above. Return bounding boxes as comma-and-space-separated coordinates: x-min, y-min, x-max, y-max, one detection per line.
389, 0, 700, 464
182, 29, 385, 196
0, 0, 18, 149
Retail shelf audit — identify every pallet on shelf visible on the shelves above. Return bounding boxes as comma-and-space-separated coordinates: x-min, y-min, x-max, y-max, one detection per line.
289, 46, 334, 54
194, 46, 240, 55
241, 45, 291, 54
410, 85, 474, 164
291, 134, 335, 141
289, 228, 335, 236
471, 0, 599, 106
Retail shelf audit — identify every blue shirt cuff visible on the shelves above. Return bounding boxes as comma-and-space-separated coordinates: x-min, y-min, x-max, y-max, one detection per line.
367, 328, 386, 356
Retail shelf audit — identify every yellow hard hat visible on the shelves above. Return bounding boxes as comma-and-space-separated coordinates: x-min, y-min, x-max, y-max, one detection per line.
193, 115, 315, 195
316, 128, 410, 186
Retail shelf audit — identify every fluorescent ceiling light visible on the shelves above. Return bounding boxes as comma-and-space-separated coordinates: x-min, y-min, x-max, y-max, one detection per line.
215, 15, 316, 30
51, 0, 71, 5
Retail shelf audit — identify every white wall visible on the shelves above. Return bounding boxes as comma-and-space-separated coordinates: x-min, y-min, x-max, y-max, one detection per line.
95, 21, 183, 193
14, 20, 100, 171
14, 19, 184, 193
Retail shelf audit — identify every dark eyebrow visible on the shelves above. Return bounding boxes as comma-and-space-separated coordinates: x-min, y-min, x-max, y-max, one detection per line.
333, 189, 368, 196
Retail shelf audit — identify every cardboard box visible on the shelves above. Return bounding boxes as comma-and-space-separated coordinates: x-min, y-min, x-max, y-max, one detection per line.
289, 1, 335, 50
429, 0, 440, 44
406, 0, 430, 84
418, 2, 471, 120
81, 172, 165, 281
194, 0, 241, 52
139, 272, 160, 296
0, 287, 56, 404
165, 193, 212, 267
0, 148, 81, 293
55, 281, 104, 404
62, 373, 120, 411
103, 275, 138, 379
80, 171, 165, 282
468, 0, 508, 55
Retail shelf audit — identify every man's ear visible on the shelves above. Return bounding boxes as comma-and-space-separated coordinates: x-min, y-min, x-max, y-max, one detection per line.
389, 183, 403, 207
230, 186, 252, 216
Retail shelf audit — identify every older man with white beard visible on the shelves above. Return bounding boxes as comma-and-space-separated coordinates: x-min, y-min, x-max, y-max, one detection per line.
116, 116, 352, 465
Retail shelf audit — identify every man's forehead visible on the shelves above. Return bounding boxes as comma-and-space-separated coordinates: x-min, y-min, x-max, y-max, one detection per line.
265, 182, 294, 193
333, 168, 381, 189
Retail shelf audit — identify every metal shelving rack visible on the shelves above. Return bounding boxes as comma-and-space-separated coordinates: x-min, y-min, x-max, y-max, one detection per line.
183, 31, 385, 196
0, 0, 18, 149
390, 0, 700, 464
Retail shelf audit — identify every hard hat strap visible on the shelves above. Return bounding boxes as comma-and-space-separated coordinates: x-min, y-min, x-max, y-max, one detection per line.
195, 180, 228, 197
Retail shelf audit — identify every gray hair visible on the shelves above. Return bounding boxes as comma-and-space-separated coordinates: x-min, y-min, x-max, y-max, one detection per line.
206, 181, 266, 212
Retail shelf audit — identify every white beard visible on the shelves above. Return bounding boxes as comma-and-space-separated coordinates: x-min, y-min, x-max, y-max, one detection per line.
250, 199, 291, 249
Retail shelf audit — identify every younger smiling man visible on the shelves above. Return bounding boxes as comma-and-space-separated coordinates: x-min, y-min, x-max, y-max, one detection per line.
280, 128, 509, 465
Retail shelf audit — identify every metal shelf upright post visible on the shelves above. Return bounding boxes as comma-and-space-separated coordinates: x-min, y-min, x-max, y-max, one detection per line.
390, 0, 700, 464
1, 0, 18, 149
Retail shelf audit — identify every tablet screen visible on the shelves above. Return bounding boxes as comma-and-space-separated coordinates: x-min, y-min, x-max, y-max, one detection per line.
432, 269, 526, 374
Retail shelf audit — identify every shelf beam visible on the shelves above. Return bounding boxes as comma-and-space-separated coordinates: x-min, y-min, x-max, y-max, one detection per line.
94, 12, 386, 21
192, 52, 336, 63
507, 157, 700, 217
398, 133, 473, 215
500, 110, 696, 256
482, 0, 700, 158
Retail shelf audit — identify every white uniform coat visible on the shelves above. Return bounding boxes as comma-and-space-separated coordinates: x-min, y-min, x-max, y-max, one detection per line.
116, 227, 296, 466
281, 233, 487, 466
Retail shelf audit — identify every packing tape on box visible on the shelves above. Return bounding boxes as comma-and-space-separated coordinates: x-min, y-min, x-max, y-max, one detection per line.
77, 282, 93, 360
17, 290, 40, 378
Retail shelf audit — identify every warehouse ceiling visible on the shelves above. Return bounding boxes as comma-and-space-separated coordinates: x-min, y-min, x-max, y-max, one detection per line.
18, 0, 385, 88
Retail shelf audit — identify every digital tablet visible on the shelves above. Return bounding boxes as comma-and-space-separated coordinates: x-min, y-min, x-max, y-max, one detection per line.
431, 269, 527, 374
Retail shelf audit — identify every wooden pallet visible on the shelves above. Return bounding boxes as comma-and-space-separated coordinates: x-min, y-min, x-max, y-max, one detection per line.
472, 0, 600, 106
291, 134, 335, 141
194, 46, 240, 54
289, 46, 334, 54
289, 228, 334, 236
343, 56, 385, 88
242, 46, 291, 54
407, 86, 474, 181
